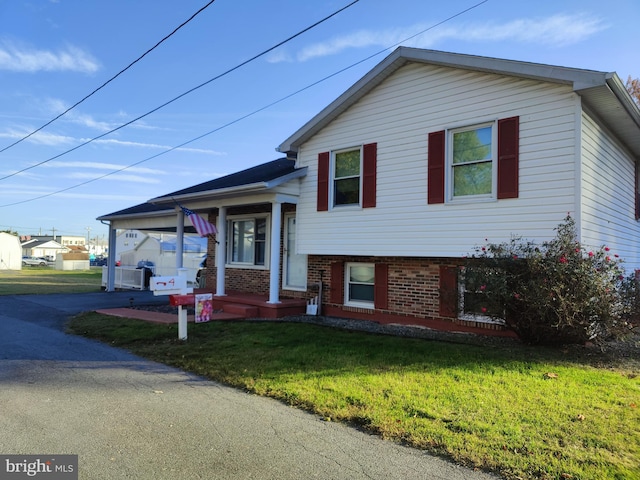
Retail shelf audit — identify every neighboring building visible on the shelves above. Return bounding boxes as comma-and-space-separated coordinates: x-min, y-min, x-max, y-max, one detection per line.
98, 48, 640, 334
119, 233, 207, 282
0, 232, 22, 270
57, 235, 86, 247
115, 230, 147, 260
20, 237, 68, 260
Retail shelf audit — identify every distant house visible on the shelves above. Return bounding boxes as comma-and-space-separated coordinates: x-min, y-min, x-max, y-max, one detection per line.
98, 48, 640, 334
115, 230, 146, 261
0, 232, 22, 270
119, 233, 206, 282
20, 237, 68, 260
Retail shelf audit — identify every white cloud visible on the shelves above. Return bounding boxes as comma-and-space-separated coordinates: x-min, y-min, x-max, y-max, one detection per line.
42, 161, 167, 175
0, 128, 76, 146
65, 172, 162, 184
0, 184, 147, 202
282, 13, 607, 62
266, 50, 294, 64
92, 138, 226, 155
0, 127, 226, 155
0, 40, 100, 73
445, 14, 607, 46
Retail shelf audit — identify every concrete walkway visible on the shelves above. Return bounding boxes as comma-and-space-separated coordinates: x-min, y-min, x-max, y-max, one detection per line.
0, 292, 502, 479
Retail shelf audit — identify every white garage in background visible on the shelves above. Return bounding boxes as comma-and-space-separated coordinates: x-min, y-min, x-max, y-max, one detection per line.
0, 232, 22, 270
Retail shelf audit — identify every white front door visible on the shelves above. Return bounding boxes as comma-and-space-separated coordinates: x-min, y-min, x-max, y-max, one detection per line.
283, 214, 307, 290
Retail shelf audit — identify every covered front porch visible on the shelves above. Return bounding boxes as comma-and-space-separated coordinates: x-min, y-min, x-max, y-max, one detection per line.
97, 159, 311, 311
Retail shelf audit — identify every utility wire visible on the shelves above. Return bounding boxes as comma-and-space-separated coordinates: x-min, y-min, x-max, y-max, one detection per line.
0, 0, 217, 154
0, 0, 360, 182
0, 0, 488, 208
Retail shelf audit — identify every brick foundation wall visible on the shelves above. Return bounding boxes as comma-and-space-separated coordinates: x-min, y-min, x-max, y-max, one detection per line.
198, 208, 508, 334
308, 255, 461, 323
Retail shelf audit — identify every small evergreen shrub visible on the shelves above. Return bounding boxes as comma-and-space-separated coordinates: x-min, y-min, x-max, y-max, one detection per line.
463, 215, 638, 345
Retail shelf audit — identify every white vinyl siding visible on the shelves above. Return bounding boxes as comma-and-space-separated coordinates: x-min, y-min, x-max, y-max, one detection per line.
580, 111, 640, 270
296, 62, 579, 257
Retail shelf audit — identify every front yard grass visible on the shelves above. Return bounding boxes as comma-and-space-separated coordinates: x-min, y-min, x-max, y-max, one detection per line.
0, 268, 103, 295
67, 313, 640, 480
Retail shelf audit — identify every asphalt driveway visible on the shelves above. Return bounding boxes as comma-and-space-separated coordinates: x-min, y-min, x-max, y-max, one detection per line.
0, 292, 502, 479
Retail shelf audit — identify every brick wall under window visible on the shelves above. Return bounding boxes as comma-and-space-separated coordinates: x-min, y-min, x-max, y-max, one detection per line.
198, 206, 506, 333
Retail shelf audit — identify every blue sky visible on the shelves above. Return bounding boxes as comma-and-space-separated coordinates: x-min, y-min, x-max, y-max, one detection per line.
0, 0, 637, 243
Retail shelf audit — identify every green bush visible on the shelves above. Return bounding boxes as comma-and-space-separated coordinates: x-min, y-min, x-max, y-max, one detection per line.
463, 215, 638, 345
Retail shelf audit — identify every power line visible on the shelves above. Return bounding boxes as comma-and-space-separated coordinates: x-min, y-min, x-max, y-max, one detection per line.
0, 0, 217, 154
0, 0, 360, 182
0, 0, 489, 208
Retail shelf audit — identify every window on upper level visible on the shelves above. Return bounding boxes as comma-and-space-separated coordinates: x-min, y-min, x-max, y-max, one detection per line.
428, 116, 519, 204
317, 143, 377, 211
333, 148, 361, 206
450, 124, 494, 198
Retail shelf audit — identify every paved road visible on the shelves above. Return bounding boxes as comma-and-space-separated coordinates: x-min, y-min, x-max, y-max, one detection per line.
0, 292, 502, 479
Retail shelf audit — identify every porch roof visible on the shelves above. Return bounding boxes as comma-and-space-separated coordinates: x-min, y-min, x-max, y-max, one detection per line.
149, 158, 306, 204
97, 158, 306, 230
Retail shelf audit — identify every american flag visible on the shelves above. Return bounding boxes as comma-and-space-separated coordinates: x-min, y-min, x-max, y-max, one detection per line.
180, 205, 217, 237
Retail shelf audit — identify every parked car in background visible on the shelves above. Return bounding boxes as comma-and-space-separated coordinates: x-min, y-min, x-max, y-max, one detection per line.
90, 256, 108, 267
22, 256, 53, 267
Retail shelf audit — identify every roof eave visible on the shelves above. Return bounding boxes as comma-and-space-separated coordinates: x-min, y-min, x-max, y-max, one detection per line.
149, 182, 271, 205
97, 209, 175, 222
277, 46, 622, 154
149, 167, 307, 205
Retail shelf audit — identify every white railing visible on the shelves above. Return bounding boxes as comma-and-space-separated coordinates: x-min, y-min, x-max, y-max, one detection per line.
102, 265, 199, 290
102, 266, 146, 290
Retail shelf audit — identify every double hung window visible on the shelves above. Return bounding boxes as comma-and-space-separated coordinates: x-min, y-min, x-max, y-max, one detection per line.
229, 217, 267, 266
450, 124, 494, 198
428, 116, 519, 204
333, 148, 361, 206
316, 143, 377, 211
345, 263, 375, 308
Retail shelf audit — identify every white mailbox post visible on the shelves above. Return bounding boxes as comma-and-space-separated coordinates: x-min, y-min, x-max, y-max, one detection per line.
150, 268, 193, 340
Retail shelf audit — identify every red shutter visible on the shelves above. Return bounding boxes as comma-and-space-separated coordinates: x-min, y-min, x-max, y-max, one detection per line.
439, 265, 458, 318
330, 262, 344, 304
317, 152, 330, 211
497, 116, 519, 199
374, 263, 388, 309
362, 143, 377, 208
428, 131, 445, 204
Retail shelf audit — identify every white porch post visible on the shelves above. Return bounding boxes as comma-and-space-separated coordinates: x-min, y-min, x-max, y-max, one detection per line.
176, 210, 184, 269
215, 206, 227, 296
267, 201, 282, 304
106, 223, 116, 292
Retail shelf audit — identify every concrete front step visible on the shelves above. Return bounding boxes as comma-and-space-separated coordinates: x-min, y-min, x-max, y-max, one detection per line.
222, 303, 260, 318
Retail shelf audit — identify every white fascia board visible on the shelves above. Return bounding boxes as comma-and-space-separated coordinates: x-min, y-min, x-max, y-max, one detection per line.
149, 182, 269, 205
277, 46, 615, 154
96, 209, 175, 222
149, 167, 307, 205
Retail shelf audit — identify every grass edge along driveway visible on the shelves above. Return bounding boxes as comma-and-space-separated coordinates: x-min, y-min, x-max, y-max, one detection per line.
67, 313, 640, 480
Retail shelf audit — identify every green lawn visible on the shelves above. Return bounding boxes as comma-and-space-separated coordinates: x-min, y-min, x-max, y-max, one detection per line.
67, 313, 640, 480
0, 268, 103, 295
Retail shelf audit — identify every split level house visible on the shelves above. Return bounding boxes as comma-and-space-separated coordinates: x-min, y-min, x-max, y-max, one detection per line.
98, 47, 640, 335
